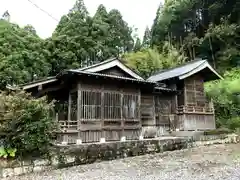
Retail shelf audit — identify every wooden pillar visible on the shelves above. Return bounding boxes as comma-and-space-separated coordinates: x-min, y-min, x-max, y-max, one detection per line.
183, 80, 187, 130
120, 89, 124, 137
68, 92, 71, 122
152, 95, 156, 127
184, 80, 187, 106
101, 85, 105, 139
77, 82, 81, 139
138, 89, 142, 138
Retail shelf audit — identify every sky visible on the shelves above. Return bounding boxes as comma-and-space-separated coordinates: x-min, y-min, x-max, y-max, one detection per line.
0, 0, 163, 39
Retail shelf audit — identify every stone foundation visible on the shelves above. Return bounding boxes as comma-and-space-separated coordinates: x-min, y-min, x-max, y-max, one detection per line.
0, 137, 188, 178
1, 134, 239, 178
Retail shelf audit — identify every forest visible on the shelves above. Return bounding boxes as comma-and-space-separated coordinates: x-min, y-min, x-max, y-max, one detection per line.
0, 0, 239, 129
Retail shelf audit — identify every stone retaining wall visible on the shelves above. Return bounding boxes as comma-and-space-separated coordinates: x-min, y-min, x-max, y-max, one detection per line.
0, 137, 188, 178
1, 134, 239, 178
193, 134, 240, 146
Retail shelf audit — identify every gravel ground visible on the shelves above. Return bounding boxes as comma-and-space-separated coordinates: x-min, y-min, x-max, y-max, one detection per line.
3, 144, 240, 180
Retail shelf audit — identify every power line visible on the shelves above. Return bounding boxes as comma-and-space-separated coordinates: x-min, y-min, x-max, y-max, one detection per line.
26, 0, 59, 22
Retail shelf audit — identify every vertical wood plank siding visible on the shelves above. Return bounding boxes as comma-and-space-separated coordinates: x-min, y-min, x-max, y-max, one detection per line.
176, 74, 215, 130
60, 84, 141, 143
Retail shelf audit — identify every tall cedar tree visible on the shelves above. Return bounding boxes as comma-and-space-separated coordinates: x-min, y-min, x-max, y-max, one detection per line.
150, 0, 239, 71
142, 26, 151, 48
133, 38, 142, 52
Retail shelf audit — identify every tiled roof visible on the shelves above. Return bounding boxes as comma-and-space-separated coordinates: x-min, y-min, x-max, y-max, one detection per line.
147, 59, 223, 82
78, 57, 144, 80
66, 69, 175, 92
7, 77, 57, 90
67, 69, 156, 84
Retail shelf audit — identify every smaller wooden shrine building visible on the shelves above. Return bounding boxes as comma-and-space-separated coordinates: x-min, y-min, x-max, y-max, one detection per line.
17, 58, 222, 144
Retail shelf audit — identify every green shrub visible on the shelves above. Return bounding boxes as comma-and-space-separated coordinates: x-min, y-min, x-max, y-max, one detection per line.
0, 91, 57, 158
227, 117, 240, 130
205, 68, 240, 129
0, 147, 16, 158
204, 128, 233, 135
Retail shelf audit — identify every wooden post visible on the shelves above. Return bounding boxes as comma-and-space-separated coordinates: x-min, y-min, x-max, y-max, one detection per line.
68, 92, 71, 124
101, 85, 105, 139
184, 80, 187, 106
138, 89, 142, 139
77, 82, 81, 140
120, 89, 124, 137
152, 95, 156, 127
138, 89, 141, 122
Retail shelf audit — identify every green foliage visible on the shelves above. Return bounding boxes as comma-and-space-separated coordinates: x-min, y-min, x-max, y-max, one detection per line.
0, 91, 57, 158
205, 68, 240, 129
0, 20, 51, 89
0, 147, 17, 159
142, 26, 151, 49
123, 45, 186, 78
0, 147, 8, 158
49, 3, 134, 75
227, 117, 240, 130
151, 0, 239, 70
133, 38, 142, 52
124, 48, 163, 78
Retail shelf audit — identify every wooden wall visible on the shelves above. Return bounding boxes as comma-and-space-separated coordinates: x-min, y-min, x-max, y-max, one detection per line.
98, 67, 132, 78
141, 94, 155, 127
178, 114, 215, 130
175, 73, 216, 131
183, 74, 211, 109
140, 92, 176, 136
58, 78, 141, 143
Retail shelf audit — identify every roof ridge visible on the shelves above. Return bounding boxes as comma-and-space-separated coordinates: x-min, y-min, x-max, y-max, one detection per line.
149, 58, 205, 78
77, 57, 117, 71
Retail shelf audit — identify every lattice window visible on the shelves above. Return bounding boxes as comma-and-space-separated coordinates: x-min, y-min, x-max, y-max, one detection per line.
196, 91, 205, 106
123, 94, 139, 119
104, 92, 121, 120
185, 84, 194, 91
195, 81, 204, 91
186, 91, 196, 105
155, 97, 172, 113
70, 92, 77, 120
81, 91, 101, 120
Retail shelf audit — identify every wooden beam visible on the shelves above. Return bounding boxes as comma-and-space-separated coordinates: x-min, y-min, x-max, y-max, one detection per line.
36, 84, 64, 97
22, 78, 57, 90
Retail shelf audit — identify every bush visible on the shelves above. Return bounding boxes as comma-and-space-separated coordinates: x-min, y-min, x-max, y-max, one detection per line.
0, 91, 57, 158
203, 128, 233, 136
205, 68, 240, 129
227, 117, 240, 130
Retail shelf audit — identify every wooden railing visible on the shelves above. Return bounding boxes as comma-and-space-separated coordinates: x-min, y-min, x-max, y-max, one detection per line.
176, 105, 214, 114
58, 120, 78, 132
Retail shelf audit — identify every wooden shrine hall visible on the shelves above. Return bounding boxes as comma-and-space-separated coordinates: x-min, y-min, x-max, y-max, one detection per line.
16, 58, 222, 144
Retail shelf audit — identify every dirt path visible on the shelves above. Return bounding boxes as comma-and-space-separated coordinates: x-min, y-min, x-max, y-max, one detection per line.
4, 144, 240, 180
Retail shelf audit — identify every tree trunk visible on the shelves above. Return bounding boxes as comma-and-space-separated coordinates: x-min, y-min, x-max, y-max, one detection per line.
208, 36, 216, 68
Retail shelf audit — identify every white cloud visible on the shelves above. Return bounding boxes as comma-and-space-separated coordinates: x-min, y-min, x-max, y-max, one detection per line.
0, 0, 162, 39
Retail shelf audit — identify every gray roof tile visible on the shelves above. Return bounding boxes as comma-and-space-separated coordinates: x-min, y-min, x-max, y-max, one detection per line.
147, 59, 222, 82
